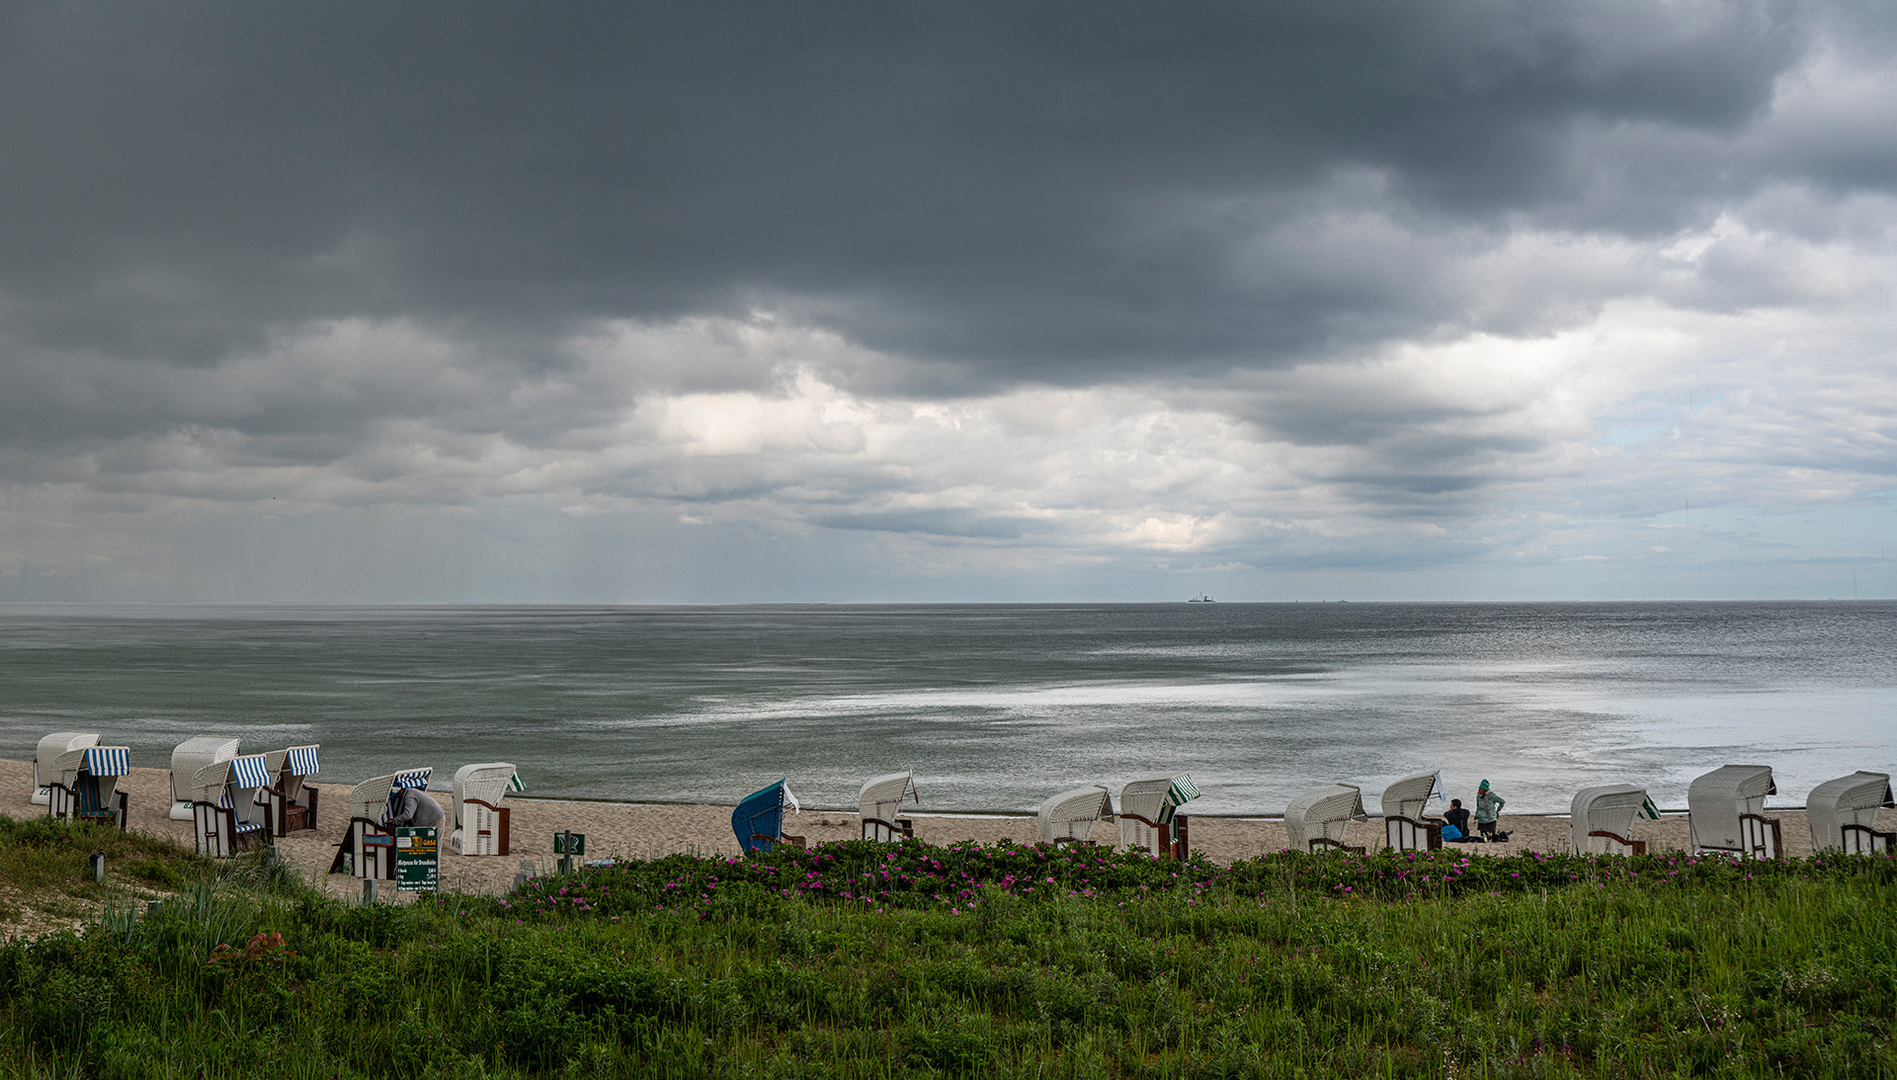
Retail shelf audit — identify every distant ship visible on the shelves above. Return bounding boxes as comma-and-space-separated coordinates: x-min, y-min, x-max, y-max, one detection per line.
1188, 593, 1215, 603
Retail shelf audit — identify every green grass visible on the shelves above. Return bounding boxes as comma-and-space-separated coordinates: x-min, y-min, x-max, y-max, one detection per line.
0, 825, 1892, 1079
0, 816, 212, 925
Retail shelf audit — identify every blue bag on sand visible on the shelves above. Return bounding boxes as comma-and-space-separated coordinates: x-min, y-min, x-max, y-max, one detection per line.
1441, 824, 1463, 840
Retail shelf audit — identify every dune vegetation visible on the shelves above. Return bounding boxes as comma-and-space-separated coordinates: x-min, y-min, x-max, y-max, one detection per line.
1, 818, 1893, 1078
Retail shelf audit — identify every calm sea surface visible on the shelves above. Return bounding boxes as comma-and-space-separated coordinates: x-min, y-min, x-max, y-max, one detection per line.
0, 602, 1891, 816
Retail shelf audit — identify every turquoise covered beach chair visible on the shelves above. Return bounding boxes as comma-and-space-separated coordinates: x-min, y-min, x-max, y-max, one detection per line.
734, 779, 804, 853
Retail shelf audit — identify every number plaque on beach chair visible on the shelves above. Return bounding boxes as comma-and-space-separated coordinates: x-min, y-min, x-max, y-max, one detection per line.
329, 769, 432, 879
1380, 771, 1444, 852
46, 746, 130, 830
1806, 771, 1895, 855
1284, 783, 1369, 854
1118, 774, 1200, 859
858, 771, 919, 842
1688, 764, 1782, 860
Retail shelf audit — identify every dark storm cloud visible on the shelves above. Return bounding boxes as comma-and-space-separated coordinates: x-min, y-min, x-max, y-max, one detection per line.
0, 0, 1829, 397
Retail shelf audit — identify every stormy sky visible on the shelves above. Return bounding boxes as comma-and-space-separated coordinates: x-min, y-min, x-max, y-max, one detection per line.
1, 1, 1894, 601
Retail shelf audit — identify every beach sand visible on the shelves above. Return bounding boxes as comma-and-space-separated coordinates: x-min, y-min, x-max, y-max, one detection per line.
5, 759, 1891, 904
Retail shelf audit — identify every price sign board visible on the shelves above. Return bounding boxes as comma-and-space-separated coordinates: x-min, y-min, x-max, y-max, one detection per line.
394, 827, 439, 892
553, 832, 586, 856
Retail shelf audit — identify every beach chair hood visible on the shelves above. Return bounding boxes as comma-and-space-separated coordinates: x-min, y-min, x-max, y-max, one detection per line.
1570, 784, 1652, 855
858, 771, 918, 831
453, 763, 520, 828
1687, 764, 1775, 851
37, 732, 98, 788
346, 769, 433, 825
1037, 784, 1113, 843
1284, 784, 1367, 849
1380, 771, 1441, 821
171, 736, 240, 801
1807, 771, 1894, 852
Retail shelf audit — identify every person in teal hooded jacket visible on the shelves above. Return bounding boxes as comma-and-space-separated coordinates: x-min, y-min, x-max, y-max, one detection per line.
1474, 779, 1505, 839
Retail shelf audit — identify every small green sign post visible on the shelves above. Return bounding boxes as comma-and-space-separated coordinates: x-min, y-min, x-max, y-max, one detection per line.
554, 831, 586, 873
394, 827, 439, 892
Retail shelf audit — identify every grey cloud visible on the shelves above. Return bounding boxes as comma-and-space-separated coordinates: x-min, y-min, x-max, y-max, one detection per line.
0, 0, 1835, 395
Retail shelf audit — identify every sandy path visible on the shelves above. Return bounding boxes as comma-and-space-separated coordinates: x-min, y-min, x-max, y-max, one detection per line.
5, 760, 1890, 902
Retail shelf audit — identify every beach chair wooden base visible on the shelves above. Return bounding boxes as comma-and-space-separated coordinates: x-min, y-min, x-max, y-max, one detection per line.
1385, 816, 1442, 852
1739, 813, 1782, 860
269, 786, 319, 837
452, 799, 511, 856
1840, 824, 1895, 854
1307, 837, 1368, 855
1587, 830, 1647, 856
1120, 814, 1192, 860
860, 816, 914, 842
748, 833, 806, 852
193, 802, 270, 858
330, 818, 398, 879
47, 783, 129, 831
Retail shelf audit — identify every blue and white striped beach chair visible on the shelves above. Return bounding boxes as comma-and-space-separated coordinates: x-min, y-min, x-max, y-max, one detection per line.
32, 732, 98, 807
328, 769, 433, 879
190, 753, 274, 857
47, 745, 131, 829
261, 744, 321, 836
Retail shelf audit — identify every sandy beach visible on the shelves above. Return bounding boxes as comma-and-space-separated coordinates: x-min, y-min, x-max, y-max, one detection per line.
6, 759, 1890, 903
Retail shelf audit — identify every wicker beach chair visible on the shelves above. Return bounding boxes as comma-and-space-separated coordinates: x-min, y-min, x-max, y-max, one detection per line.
46, 746, 130, 829
169, 736, 240, 821
1570, 784, 1658, 856
1284, 783, 1369, 854
259, 745, 321, 836
328, 768, 433, 879
1381, 771, 1444, 851
1036, 784, 1114, 845
32, 732, 98, 806
733, 779, 804, 853
858, 771, 919, 842
1806, 771, 1895, 854
1688, 764, 1781, 859
450, 762, 520, 856
1118, 774, 1200, 859
190, 753, 274, 857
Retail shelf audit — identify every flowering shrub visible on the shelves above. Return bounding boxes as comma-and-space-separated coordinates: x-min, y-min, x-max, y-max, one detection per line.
495, 838, 1896, 922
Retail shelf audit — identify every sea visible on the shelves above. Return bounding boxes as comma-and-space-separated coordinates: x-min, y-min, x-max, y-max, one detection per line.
1, 602, 1892, 817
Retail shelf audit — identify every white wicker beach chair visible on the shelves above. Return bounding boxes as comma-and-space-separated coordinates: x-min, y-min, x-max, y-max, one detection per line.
259, 745, 321, 836
329, 768, 433, 879
189, 753, 273, 857
1117, 774, 1201, 859
1284, 783, 1368, 853
450, 762, 519, 856
1036, 784, 1113, 845
1381, 771, 1443, 851
858, 771, 919, 842
32, 732, 98, 806
1570, 784, 1656, 856
1687, 764, 1781, 859
1806, 771, 1895, 854
170, 736, 241, 821
46, 746, 130, 829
